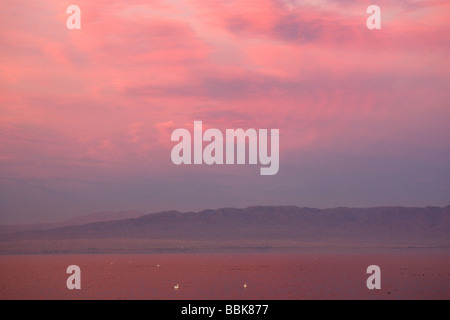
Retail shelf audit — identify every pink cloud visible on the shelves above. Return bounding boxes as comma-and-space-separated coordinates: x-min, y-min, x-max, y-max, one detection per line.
0, 0, 449, 180
0, 0, 449, 223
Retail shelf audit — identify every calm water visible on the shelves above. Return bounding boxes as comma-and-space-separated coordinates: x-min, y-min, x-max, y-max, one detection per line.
0, 252, 449, 299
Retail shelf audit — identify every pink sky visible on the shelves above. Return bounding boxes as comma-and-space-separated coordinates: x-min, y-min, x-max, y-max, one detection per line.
1, 0, 449, 223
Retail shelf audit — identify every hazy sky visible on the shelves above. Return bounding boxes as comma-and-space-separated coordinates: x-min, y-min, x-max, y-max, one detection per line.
1, 0, 449, 224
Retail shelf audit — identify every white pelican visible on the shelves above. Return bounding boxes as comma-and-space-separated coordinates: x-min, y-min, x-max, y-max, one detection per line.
174, 284, 180, 290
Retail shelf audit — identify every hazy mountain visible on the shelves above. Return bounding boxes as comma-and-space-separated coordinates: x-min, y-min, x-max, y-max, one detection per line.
58, 210, 146, 226
0, 210, 145, 234
3, 206, 449, 245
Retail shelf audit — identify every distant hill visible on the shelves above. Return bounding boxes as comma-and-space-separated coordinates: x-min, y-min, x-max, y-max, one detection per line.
3, 206, 449, 247
58, 210, 146, 226
0, 210, 145, 234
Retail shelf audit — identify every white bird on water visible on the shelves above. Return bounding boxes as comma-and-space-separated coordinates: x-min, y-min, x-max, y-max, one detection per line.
243, 283, 247, 288
174, 284, 180, 290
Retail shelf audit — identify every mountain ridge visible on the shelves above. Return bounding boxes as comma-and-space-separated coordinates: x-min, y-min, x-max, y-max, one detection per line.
3, 205, 449, 245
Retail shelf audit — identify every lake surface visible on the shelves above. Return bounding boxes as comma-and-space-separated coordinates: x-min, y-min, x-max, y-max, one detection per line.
1, 251, 449, 299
